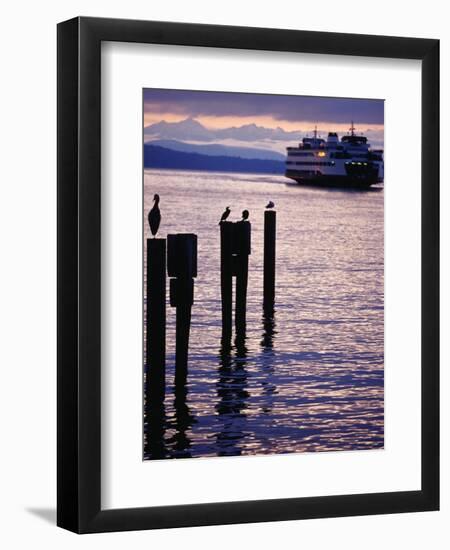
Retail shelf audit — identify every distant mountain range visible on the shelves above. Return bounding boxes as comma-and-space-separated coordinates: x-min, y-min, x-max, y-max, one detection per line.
144, 117, 304, 143
147, 139, 285, 161
143, 117, 385, 150
144, 144, 285, 175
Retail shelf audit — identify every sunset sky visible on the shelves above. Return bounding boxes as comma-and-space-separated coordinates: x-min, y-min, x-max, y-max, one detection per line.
143, 89, 384, 153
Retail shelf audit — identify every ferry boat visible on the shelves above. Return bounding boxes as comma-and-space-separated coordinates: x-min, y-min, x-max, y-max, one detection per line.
285, 123, 383, 188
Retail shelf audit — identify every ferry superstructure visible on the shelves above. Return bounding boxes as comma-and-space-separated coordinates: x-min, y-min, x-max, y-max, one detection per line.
285, 123, 384, 188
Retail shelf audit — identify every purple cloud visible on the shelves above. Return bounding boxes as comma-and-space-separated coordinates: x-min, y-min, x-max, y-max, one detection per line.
143, 88, 384, 125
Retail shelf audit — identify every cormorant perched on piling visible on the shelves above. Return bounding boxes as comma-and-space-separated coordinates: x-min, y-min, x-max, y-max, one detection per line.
266, 201, 275, 209
148, 194, 161, 237
218, 206, 231, 225
241, 209, 249, 221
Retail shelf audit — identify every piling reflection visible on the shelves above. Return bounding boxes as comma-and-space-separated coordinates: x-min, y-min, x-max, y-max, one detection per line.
167, 384, 196, 458
261, 308, 276, 350
260, 309, 278, 412
215, 339, 250, 456
144, 400, 167, 460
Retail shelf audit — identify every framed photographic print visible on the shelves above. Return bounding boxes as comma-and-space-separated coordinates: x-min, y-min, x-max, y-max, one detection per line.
57, 17, 439, 533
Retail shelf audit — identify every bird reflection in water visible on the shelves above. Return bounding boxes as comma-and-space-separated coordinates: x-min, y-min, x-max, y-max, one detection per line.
215, 336, 250, 456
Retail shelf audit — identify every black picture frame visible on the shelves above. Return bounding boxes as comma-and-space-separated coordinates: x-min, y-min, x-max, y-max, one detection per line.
57, 16, 439, 533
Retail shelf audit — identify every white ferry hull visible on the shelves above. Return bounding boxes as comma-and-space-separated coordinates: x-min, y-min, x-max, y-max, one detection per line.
285, 167, 381, 189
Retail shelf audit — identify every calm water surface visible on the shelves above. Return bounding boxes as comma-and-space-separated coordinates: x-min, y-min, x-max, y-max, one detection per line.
143, 169, 384, 459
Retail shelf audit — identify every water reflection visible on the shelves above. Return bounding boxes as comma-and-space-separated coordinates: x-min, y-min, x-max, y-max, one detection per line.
215, 339, 250, 456
144, 367, 197, 459
143, 170, 384, 459
261, 308, 276, 350
167, 385, 196, 459
260, 310, 278, 412
144, 400, 167, 460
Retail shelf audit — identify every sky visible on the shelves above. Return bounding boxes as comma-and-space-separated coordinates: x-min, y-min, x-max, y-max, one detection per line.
143, 88, 384, 153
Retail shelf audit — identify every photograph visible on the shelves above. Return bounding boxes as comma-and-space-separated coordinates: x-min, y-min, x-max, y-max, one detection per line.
143, 88, 385, 461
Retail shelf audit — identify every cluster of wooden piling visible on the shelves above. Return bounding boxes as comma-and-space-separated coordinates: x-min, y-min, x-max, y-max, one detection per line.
145, 209, 276, 421
145, 234, 197, 412
220, 220, 251, 341
220, 210, 275, 341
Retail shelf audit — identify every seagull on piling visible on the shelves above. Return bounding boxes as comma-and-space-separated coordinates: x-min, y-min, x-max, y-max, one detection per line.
266, 201, 275, 209
218, 206, 231, 225
148, 193, 161, 237
241, 209, 249, 221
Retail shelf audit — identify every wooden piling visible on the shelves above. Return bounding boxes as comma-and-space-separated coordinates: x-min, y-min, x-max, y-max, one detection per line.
235, 254, 248, 336
220, 222, 233, 341
175, 302, 192, 388
263, 210, 276, 312
145, 238, 166, 405
234, 221, 251, 336
168, 234, 197, 388
170, 277, 194, 388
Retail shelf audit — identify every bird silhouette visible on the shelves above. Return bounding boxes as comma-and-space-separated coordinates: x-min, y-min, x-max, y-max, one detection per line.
218, 206, 231, 225
148, 194, 161, 237
241, 209, 249, 221
266, 201, 275, 209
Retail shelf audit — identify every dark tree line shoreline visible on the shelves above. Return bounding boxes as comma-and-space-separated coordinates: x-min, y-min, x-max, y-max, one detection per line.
144, 144, 285, 175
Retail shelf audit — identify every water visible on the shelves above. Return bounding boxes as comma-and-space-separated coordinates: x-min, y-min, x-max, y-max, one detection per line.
143, 169, 384, 459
